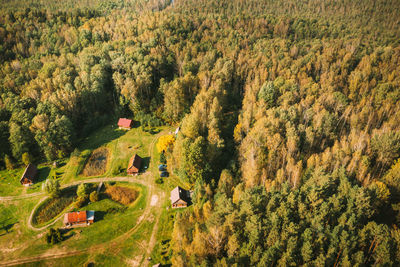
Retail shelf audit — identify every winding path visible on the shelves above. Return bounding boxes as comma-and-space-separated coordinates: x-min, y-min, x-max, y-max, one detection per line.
0, 129, 169, 267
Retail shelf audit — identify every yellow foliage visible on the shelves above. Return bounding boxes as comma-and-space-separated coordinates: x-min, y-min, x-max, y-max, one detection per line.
156, 134, 175, 153
372, 181, 390, 202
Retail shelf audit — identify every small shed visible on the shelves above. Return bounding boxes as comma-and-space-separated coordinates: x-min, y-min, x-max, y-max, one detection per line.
118, 118, 133, 130
20, 164, 38, 186
63, 211, 95, 227
127, 154, 142, 175
170, 186, 191, 208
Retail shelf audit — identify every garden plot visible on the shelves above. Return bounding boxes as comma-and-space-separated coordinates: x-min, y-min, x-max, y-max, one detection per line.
82, 147, 109, 177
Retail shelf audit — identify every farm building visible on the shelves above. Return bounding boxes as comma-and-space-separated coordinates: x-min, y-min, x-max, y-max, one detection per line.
118, 118, 133, 130
127, 154, 142, 175
170, 186, 192, 208
20, 164, 38, 186
63, 211, 95, 227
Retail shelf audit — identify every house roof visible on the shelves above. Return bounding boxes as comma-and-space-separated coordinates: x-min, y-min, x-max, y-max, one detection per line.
170, 186, 190, 204
64, 211, 94, 224
128, 154, 142, 171
20, 164, 37, 183
118, 118, 132, 128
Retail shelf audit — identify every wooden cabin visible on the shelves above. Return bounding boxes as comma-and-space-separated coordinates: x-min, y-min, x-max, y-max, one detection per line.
127, 154, 142, 175
118, 118, 133, 130
63, 211, 95, 227
170, 186, 192, 208
20, 164, 38, 186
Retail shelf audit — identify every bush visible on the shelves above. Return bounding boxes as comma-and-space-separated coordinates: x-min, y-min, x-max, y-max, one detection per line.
21, 152, 32, 165
42, 178, 60, 197
77, 183, 89, 198
45, 228, 63, 244
105, 185, 138, 205
74, 196, 87, 209
89, 191, 99, 202
160, 152, 166, 164
4, 154, 14, 170
155, 177, 164, 184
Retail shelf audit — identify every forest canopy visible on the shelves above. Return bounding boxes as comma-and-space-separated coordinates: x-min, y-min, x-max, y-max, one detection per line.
1, 0, 400, 265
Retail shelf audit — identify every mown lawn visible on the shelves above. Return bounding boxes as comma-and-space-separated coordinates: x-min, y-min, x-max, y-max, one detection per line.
0, 163, 56, 197
0, 197, 42, 261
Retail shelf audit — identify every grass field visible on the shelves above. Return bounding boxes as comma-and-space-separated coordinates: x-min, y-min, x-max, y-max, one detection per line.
61, 124, 161, 184
0, 164, 53, 197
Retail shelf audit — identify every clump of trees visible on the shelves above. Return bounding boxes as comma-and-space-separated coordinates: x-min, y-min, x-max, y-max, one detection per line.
42, 178, 60, 198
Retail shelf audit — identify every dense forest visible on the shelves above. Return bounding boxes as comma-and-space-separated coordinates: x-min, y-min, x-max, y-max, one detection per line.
1, 0, 400, 265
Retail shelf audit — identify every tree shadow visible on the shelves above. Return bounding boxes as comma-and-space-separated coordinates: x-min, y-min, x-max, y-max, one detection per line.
132, 120, 140, 128
81, 125, 126, 150
93, 211, 106, 222
141, 157, 151, 172
36, 166, 51, 183
61, 228, 75, 241
0, 219, 18, 236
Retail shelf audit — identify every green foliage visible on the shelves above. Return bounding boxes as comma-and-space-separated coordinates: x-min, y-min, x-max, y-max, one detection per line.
74, 196, 87, 209
258, 81, 278, 108
171, 169, 400, 265
42, 178, 61, 198
21, 152, 32, 165
89, 191, 99, 202
159, 152, 167, 164
4, 155, 14, 170
77, 183, 90, 198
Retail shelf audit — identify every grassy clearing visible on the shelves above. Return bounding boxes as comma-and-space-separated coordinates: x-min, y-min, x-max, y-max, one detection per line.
22, 254, 90, 267
61, 124, 164, 183
0, 168, 24, 196
0, 164, 53, 196
0, 197, 42, 261
150, 200, 175, 265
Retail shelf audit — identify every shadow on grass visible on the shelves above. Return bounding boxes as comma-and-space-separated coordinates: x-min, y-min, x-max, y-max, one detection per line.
0, 218, 18, 236
141, 157, 151, 172
36, 166, 51, 183
81, 125, 126, 150
94, 211, 106, 222
61, 228, 75, 241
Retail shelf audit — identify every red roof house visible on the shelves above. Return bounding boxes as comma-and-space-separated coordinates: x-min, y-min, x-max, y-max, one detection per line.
63, 211, 95, 227
127, 154, 142, 175
118, 118, 133, 130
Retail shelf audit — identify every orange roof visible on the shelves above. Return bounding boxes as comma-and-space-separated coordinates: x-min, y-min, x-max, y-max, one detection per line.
66, 211, 87, 223
118, 118, 132, 128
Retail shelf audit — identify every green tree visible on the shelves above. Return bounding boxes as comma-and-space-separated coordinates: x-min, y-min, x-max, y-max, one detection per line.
42, 178, 60, 197
89, 191, 99, 202
21, 152, 32, 166
77, 183, 89, 198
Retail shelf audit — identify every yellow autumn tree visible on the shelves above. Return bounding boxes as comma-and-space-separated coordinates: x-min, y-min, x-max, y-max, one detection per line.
156, 134, 175, 153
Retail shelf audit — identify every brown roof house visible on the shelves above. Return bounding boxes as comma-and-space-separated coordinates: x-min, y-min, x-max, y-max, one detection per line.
118, 118, 133, 130
127, 154, 142, 175
63, 211, 95, 227
20, 164, 38, 186
170, 186, 192, 208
